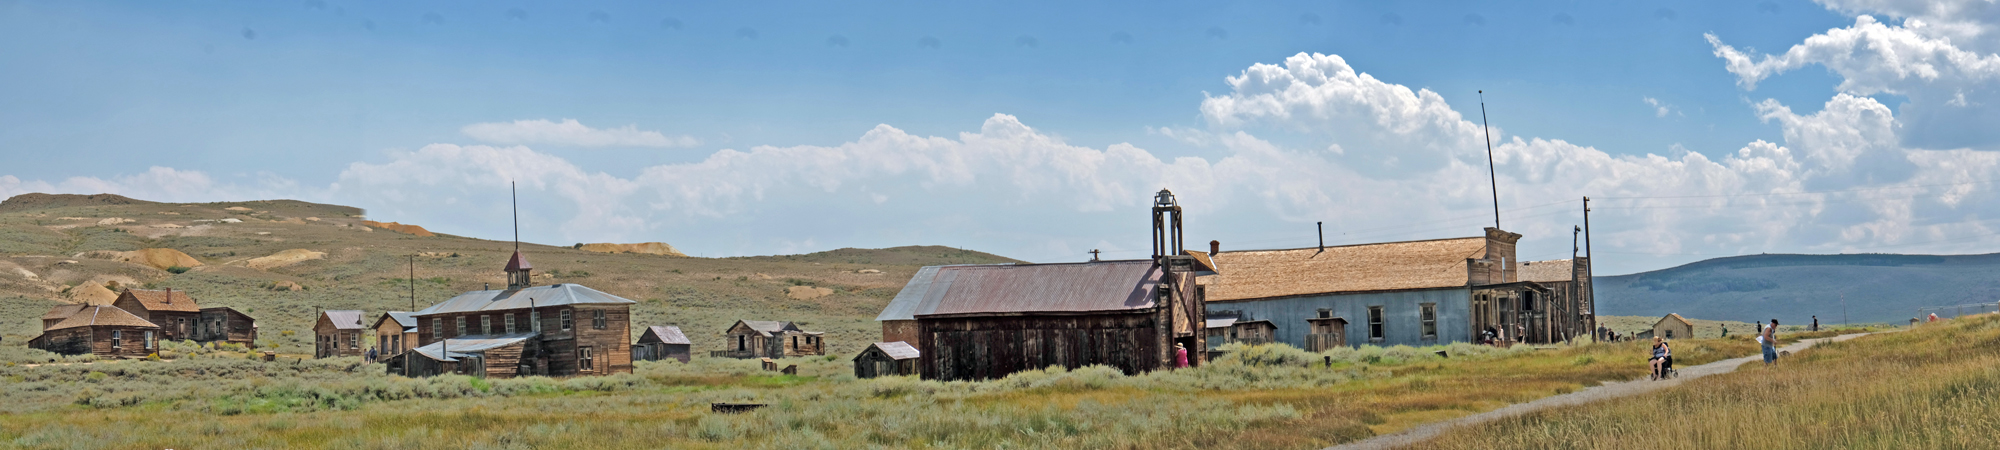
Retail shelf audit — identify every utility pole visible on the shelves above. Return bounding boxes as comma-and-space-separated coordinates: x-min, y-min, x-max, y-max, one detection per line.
409, 255, 417, 311
1582, 196, 1595, 339
1480, 90, 1500, 230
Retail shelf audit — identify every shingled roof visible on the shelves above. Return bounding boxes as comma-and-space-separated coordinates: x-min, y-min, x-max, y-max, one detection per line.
46, 306, 159, 330
43, 304, 87, 322
1518, 259, 1574, 283
120, 289, 201, 313
1203, 237, 1491, 302
911, 260, 1163, 318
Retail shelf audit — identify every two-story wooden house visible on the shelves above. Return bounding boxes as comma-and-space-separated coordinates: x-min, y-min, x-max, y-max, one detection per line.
391, 251, 636, 378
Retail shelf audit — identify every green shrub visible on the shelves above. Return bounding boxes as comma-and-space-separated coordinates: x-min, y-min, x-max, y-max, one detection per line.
166, 266, 192, 274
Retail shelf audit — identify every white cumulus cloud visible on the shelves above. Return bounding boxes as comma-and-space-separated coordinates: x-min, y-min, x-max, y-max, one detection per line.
460, 119, 701, 148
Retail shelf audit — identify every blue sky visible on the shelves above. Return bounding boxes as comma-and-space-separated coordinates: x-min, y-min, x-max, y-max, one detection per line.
7, 0, 2000, 275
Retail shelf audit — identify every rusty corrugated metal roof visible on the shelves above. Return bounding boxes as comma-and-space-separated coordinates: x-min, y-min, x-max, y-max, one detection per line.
913, 260, 1162, 317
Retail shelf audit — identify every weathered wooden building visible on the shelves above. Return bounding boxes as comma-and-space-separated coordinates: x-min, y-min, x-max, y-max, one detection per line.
1653, 313, 1693, 340
315, 310, 365, 358
1517, 258, 1596, 343
195, 307, 258, 347
28, 305, 161, 358
372, 312, 419, 356
399, 251, 636, 377
390, 332, 542, 378
634, 325, 691, 363
1202, 315, 1282, 350
853, 341, 920, 378
713, 320, 825, 359
1199, 227, 1592, 348
41, 304, 86, 330
112, 288, 201, 341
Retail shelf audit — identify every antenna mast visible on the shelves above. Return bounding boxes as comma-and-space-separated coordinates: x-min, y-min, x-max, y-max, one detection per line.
511, 181, 520, 253
1479, 90, 1500, 230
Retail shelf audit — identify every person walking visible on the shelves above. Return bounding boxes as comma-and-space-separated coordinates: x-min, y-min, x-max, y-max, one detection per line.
1173, 343, 1189, 369
1760, 319, 1779, 365
365, 347, 377, 364
1811, 315, 1819, 332
1721, 324, 1728, 338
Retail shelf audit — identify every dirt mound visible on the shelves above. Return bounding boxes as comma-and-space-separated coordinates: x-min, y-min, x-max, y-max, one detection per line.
243, 249, 326, 270
577, 242, 688, 257
224, 206, 252, 211
786, 286, 835, 300
95, 218, 136, 226
0, 193, 149, 212
362, 221, 436, 237
78, 248, 203, 270
68, 283, 119, 304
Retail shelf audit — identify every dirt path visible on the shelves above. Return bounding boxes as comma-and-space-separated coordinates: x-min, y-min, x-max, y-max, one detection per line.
1325, 332, 1876, 450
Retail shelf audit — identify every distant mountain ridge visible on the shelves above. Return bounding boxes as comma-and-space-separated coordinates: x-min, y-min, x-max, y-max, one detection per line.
1596, 252, 2000, 325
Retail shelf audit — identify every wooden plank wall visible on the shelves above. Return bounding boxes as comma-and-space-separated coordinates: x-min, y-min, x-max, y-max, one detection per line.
918, 310, 1165, 381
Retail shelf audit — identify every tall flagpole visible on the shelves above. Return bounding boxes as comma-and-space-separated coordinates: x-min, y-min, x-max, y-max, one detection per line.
1479, 90, 1501, 230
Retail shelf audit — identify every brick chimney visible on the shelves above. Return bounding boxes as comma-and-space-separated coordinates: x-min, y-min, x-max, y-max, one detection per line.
164, 287, 172, 304
1210, 240, 1220, 256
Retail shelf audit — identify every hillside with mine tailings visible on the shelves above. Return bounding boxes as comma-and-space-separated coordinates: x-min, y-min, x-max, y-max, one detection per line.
0, 193, 1020, 358
1595, 252, 2000, 325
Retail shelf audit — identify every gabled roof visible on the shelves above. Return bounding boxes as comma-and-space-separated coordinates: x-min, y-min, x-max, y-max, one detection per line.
414, 283, 636, 317
863, 341, 920, 360
43, 304, 87, 322
1657, 313, 1692, 328
641, 326, 690, 345
911, 260, 1163, 318
730, 320, 800, 337
199, 306, 254, 319
1518, 259, 1575, 283
46, 306, 158, 330
119, 289, 201, 313
1185, 250, 1220, 273
877, 265, 954, 322
504, 251, 533, 273
321, 310, 365, 330
410, 332, 538, 362
372, 311, 417, 330
1203, 237, 1491, 302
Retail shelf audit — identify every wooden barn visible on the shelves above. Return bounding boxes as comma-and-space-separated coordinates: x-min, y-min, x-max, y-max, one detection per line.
713, 320, 824, 359
885, 190, 1207, 381
372, 312, 419, 357
112, 288, 201, 342
853, 341, 920, 378
195, 307, 258, 348
28, 305, 160, 358
399, 251, 637, 377
1653, 313, 1694, 340
634, 325, 691, 363
315, 310, 365, 358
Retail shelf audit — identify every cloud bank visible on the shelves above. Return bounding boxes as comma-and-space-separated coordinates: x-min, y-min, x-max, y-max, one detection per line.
460, 119, 701, 148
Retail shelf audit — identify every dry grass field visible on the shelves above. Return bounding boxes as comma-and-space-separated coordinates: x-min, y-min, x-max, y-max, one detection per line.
1412, 314, 1996, 450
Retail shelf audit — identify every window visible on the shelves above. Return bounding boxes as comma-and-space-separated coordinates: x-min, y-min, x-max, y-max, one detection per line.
481, 316, 492, 335
455, 316, 467, 336
560, 310, 573, 331
578, 347, 595, 372
738, 335, 746, 351
145, 331, 155, 349
530, 310, 541, 332
1421, 303, 1438, 339
1368, 306, 1385, 342
349, 332, 359, 349
113, 330, 123, 348
1317, 309, 1333, 319
504, 314, 516, 334
592, 310, 606, 330
431, 318, 442, 341
1666, 329, 1676, 339
378, 335, 386, 350
791, 336, 799, 350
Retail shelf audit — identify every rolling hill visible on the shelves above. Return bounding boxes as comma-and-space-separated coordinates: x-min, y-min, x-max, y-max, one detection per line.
0, 193, 1020, 357
1595, 253, 2000, 325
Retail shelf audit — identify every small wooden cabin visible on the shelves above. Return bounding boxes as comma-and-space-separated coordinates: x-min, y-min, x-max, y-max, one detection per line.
112, 288, 201, 342
635, 325, 692, 363
713, 320, 824, 359
196, 307, 258, 348
372, 312, 419, 357
315, 310, 366, 358
28, 306, 161, 358
1653, 313, 1694, 340
853, 341, 920, 378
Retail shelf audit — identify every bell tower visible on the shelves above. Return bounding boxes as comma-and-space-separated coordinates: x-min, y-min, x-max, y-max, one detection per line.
1151, 189, 1183, 265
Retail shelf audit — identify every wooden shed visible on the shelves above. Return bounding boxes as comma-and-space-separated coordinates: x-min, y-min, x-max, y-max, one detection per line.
713, 320, 824, 359
635, 325, 692, 363
28, 305, 160, 358
388, 333, 541, 378
195, 307, 258, 348
315, 310, 365, 358
1653, 313, 1694, 340
853, 341, 920, 378
112, 288, 201, 342
372, 312, 419, 357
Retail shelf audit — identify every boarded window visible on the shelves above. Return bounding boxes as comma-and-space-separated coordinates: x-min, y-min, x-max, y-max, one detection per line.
592, 310, 606, 330
578, 346, 594, 371
560, 310, 573, 331
1421, 303, 1438, 339
1368, 306, 1385, 342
